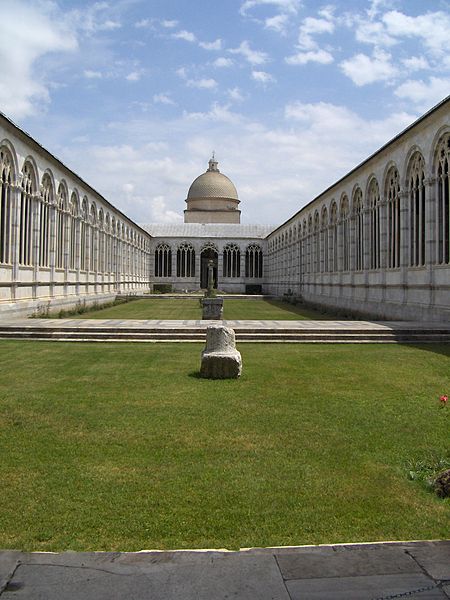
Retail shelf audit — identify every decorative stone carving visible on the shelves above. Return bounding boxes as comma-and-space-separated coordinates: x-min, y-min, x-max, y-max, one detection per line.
200, 325, 242, 379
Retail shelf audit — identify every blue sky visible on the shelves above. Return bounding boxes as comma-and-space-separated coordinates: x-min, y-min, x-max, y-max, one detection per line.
1, 0, 449, 225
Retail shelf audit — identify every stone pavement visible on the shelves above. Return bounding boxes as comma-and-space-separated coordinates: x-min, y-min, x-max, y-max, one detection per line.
1, 541, 449, 599
0, 319, 450, 343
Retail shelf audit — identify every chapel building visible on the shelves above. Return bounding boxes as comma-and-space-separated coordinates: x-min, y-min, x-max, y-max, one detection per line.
0, 95, 449, 321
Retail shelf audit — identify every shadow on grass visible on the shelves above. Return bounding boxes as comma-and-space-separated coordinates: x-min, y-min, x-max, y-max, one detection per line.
188, 371, 203, 379
263, 298, 342, 320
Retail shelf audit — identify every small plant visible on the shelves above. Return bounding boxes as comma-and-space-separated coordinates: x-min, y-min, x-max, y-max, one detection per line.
30, 302, 50, 318
406, 452, 450, 493
439, 394, 448, 407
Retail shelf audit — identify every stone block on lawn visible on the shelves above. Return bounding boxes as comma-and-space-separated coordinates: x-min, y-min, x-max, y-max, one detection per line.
200, 325, 242, 379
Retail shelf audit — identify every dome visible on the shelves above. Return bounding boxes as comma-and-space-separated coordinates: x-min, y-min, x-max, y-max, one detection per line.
187, 157, 238, 201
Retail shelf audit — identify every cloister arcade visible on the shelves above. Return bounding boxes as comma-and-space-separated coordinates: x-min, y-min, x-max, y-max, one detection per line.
0, 96, 448, 320
266, 107, 450, 321
150, 237, 265, 292
0, 123, 150, 315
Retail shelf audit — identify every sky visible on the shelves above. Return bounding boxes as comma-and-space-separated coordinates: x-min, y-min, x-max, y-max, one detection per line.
1, 0, 449, 226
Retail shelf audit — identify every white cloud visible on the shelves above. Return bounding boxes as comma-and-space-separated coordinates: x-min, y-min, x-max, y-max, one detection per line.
265, 14, 289, 33
125, 71, 141, 82
229, 40, 269, 65
135, 18, 151, 28
172, 30, 197, 43
252, 70, 276, 84
186, 78, 218, 90
98, 20, 121, 31
395, 77, 450, 112
286, 12, 334, 66
213, 57, 234, 68
57, 100, 419, 225
150, 196, 183, 223
161, 20, 178, 28
199, 39, 222, 51
354, 19, 397, 47
176, 67, 188, 79
401, 56, 429, 72
0, 0, 77, 119
340, 49, 398, 86
285, 49, 333, 65
84, 69, 102, 79
228, 87, 245, 102
298, 16, 334, 51
182, 103, 244, 125
240, 0, 301, 16
383, 10, 450, 56
153, 93, 176, 105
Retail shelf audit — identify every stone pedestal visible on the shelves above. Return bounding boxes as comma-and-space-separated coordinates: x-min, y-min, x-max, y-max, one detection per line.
200, 325, 242, 379
202, 297, 223, 320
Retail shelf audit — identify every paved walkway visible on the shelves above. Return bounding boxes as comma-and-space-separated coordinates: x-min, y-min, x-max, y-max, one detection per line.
1, 541, 449, 599
1, 318, 450, 330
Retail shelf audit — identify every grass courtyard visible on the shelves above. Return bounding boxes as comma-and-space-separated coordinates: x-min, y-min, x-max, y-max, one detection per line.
69, 298, 337, 320
0, 340, 448, 552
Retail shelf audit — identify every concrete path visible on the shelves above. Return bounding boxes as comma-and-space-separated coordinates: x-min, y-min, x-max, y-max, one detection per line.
2, 318, 450, 330
1, 541, 449, 599
0, 318, 450, 343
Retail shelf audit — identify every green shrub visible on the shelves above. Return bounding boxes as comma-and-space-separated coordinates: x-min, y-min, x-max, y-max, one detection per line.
153, 284, 173, 294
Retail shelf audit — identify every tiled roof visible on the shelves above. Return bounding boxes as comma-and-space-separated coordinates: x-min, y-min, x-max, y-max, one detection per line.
141, 223, 274, 239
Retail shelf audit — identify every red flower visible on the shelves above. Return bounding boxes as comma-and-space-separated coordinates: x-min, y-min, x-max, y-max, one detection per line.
439, 395, 448, 405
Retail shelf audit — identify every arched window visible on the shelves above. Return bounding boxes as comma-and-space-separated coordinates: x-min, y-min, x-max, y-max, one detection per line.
19, 161, 34, 266
56, 183, 67, 269
313, 211, 320, 272
307, 215, 313, 273
386, 166, 401, 269
89, 204, 97, 271
223, 243, 240, 277
80, 197, 88, 270
436, 133, 450, 264
177, 242, 195, 277
340, 196, 350, 271
39, 173, 53, 267
69, 193, 78, 270
245, 244, 263, 278
368, 179, 380, 270
353, 188, 364, 271
0, 148, 13, 264
408, 152, 426, 267
98, 209, 105, 272
105, 213, 111, 273
321, 207, 328, 273
329, 202, 338, 272
155, 243, 171, 277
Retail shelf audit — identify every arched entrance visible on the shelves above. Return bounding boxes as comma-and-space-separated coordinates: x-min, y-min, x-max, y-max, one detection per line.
200, 247, 218, 289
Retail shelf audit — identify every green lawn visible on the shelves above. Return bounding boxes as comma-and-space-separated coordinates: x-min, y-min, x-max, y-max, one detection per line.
0, 341, 448, 552
71, 298, 336, 320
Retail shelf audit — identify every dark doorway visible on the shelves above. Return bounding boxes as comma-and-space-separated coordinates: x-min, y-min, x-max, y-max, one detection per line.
200, 248, 218, 289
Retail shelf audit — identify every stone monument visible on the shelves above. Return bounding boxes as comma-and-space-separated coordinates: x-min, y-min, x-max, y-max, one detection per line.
202, 259, 223, 320
200, 325, 242, 379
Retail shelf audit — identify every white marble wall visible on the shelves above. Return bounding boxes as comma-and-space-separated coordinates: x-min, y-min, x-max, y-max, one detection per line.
0, 116, 151, 316
266, 100, 450, 321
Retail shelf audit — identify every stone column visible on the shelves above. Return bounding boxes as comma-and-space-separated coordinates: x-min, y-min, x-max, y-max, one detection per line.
10, 182, 20, 299
49, 203, 56, 298
424, 176, 437, 310
399, 189, 409, 305
32, 195, 41, 300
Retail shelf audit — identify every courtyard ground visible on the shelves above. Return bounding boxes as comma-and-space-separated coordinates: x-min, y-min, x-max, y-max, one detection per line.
67, 298, 337, 320
0, 341, 448, 552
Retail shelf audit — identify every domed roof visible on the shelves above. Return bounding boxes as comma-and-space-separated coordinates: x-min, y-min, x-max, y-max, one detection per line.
187, 156, 238, 201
